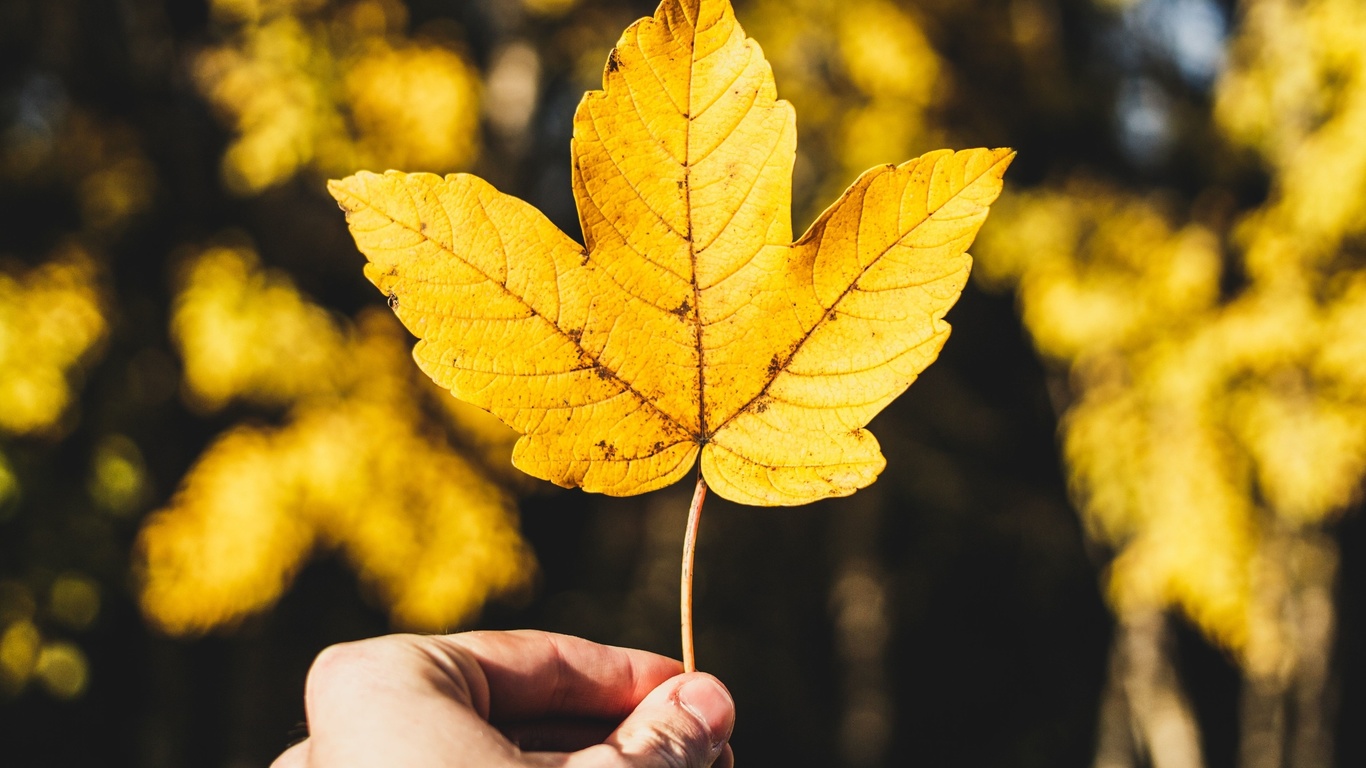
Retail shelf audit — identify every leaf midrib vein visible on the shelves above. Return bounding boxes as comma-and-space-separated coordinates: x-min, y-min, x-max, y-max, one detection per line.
684, 3, 706, 442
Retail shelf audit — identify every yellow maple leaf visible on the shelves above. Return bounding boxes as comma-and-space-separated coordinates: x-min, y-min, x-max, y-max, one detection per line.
330, 0, 1011, 506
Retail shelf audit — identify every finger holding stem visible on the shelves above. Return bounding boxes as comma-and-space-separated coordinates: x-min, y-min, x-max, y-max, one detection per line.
681, 473, 707, 674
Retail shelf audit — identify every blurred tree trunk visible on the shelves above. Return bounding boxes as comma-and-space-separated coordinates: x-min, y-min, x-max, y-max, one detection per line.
829, 493, 892, 768
1240, 531, 1338, 768
1093, 611, 1205, 768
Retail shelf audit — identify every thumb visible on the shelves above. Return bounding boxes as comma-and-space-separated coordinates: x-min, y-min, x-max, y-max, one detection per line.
590, 672, 735, 768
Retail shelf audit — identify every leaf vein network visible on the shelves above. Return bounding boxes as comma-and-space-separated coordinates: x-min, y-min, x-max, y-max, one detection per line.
349, 186, 687, 437
687, 41, 754, 127
777, 331, 943, 380
618, 56, 685, 167
578, 187, 689, 284
705, 158, 1001, 437
696, 118, 785, 252
584, 106, 686, 241
632, 33, 685, 118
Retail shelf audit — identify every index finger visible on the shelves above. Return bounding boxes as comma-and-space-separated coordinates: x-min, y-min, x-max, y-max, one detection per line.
437, 630, 683, 723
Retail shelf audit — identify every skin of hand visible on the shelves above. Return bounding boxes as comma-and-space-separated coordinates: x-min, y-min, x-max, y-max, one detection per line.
270, 630, 736, 768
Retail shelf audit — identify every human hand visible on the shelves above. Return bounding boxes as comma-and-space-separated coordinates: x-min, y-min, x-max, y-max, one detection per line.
271, 630, 735, 768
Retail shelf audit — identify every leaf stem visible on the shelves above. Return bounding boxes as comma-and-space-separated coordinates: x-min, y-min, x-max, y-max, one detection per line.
681, 472, 707, 673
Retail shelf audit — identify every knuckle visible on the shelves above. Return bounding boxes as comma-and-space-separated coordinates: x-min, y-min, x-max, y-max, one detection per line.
304, 636, 412, 705
617, 715, 712, 768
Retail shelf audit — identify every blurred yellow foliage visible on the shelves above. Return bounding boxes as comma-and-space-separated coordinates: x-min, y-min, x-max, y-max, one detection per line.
47, 574, 101, 632
0, 456, 15, 514
172, 244, 344, 410
0, 246, 106, 436
975, 188, 1223, 362
0, 597, 86, 699
140, 244, 532, 633
0, 237, 170, 700
33, 641, 88, 700
195, 0, 480, 194
1217, 0, 1366, 283
0, 620, 41, 695
522, 0, 580, 18
744, 0, 946, 219
87, 434, 150, 516
977, 189, 1265, 656
977, 0, 1366, 678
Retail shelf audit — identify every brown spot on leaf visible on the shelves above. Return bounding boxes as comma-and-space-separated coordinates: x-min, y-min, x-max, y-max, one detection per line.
767, 354, 781, 375
386, 292, 399, 309
670, 299, 691, 318
607, 49, 622, 73
567, 328, 583, 345
593, 364, 612, 380
753, 399, 769, 414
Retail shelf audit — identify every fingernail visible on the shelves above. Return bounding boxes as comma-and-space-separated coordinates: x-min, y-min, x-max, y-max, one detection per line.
676, 676, 734, 747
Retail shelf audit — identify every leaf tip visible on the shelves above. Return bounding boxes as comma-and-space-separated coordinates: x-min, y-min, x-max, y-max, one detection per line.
326, 175, 361, 208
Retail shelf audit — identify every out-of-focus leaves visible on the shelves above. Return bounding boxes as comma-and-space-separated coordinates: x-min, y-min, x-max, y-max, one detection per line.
974, 185, 1223, 361
195, 0, 481, 194
1217, 0, 1366, 281
0, 0, 528, 686
87, 435, 151, 517
0, 457, 16, 518
744, 0, 947, 223
0, 600, 88, 699
139, 245, 535, 633
976, 0, 1366, 678
0, 245, 107, 436
171, 243, 345, 411
32, 640, 88, 699
0, 55, 159, 706
978, 188, 1264, 656
0, 619, 42, 695
523, 0, 581, 18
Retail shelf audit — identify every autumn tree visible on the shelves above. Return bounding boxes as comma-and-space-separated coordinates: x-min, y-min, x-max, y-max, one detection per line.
975, 0, 1366, 766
